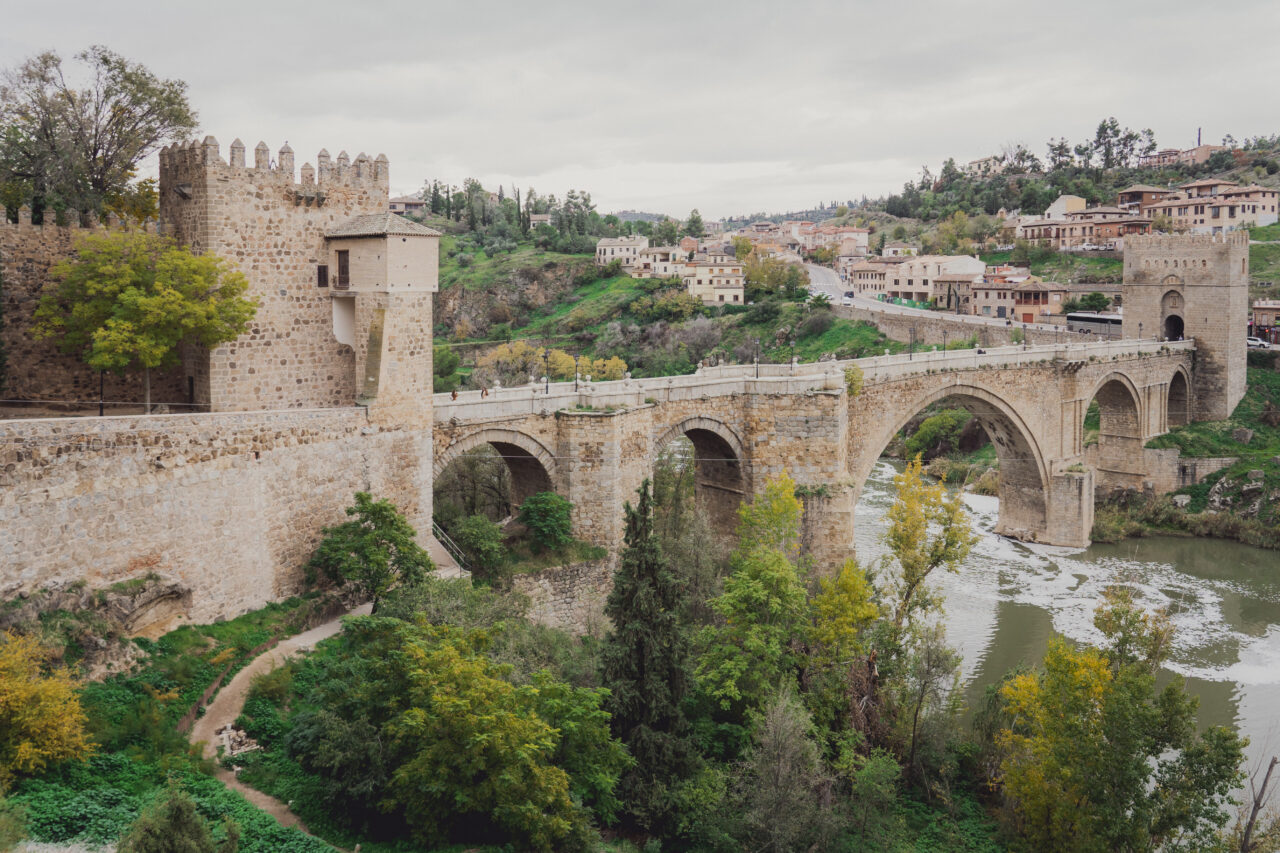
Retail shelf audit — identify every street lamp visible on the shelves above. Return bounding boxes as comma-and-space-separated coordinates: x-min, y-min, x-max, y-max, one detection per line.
754, 339, 761, 379
543, 350, 550, 394
1139, 322, 1144, 341
574, 353, 581, 391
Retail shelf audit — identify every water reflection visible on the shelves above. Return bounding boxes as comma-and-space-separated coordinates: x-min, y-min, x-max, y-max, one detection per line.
854, 459, 1280, 771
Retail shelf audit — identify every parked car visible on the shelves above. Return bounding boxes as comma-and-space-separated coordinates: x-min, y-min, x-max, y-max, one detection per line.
1247, 336, 1271, 349
842, 291, 855, 306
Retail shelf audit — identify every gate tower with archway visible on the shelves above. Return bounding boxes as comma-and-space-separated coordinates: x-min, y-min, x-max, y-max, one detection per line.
1122, 232, 1249, 420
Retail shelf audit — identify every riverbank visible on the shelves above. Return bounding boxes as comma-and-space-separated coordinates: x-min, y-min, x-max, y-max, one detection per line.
1092, 490, 1280, 550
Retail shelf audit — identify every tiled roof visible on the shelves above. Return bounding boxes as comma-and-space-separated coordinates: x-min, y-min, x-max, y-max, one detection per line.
327, 212, 441, 238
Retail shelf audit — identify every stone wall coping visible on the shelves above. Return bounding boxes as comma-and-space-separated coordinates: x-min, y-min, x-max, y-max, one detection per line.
433, 338, 1195, 423
0, 405, 366, 436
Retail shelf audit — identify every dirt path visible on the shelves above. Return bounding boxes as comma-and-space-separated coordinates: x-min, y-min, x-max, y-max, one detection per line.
188, 604, 372, 832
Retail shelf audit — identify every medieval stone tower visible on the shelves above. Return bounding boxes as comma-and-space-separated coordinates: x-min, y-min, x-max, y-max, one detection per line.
1122, 232, 1249, 421
158, 137, 438, 424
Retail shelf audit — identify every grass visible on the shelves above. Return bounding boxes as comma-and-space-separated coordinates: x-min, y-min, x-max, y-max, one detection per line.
438, 236, 592, 293
1249, 243, 1280, 284
1249, 222, 1280, 242
505, 538, 609, 575
1145, 366, 1280, 459
981, 251, 1123, 284
6, 597, 346, 852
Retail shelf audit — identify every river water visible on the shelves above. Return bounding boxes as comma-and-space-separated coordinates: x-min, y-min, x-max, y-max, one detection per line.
854, 459, 1280, 775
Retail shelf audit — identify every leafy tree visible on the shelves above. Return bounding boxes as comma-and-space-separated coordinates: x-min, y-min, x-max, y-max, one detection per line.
904, 408, 972, 460
684, 209, 706, 239
0, 46, 197, 219
732, 689, 840, 852
882, 457, 977, 632
34, 231, 257, 410
518, 491, 573, 553
1079, 291, 1111, 312
307, 492, 433, 612
454, 514, 507, 584
599, 480, 696, 834
735, 471, 804, 562
0, 630, 93, 790
116, 784, 239, 853
653, 218, 680, 246
997, 587, 1244, 852
808, 558, 878, 671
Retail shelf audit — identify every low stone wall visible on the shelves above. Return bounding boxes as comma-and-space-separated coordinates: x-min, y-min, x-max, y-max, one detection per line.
512, 557, 616, 636
1143, 448, 1237, 494
0, 408, 432, 623
834, 304, 1108, 348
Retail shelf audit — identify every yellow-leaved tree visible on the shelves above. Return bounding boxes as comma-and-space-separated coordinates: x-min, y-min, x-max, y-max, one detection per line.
882, 456, 978, 631
0, 631, 93, 790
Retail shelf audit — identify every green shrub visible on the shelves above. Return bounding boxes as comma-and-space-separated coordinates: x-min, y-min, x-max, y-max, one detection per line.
116, 783, 239, 853
797, 309, 835, 338
455, 514, 508, 584
518, 492, 574, 553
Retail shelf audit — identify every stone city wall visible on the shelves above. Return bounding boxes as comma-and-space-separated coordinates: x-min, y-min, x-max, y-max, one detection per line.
0, 408, 431, 623
512, 557, 616, 635
834, 304, 1109, 349
0, 211, 185, 406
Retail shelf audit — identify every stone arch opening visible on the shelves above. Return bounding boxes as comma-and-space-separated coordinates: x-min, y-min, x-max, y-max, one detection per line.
852, 385, 1050, 542
434, 429, 557, 525
654, 417, 747, 539
1161, 289, 1186, 340
1084, 375, 1144, 492
1168, 369, 1190, 428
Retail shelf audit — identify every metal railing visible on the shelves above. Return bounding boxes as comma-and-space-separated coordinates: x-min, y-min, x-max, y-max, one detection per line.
431, 521, 469, 571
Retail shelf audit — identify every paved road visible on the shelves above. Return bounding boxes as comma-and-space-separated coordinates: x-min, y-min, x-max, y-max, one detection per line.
804, 263, 1070, 334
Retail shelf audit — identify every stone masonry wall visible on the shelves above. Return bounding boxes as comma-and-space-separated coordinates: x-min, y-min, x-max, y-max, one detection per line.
0, 410, 432, 623
512, 557, 616, 635
0, 213, 185, 406
159, 138, 390, 412
834, 304, 1109, 349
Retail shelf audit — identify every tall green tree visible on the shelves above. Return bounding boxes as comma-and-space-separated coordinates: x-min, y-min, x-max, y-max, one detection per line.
684, 209, 706, 239
307, 492, 433, 612
34, 231, 257, 410
0, 46, 197, 219
599, 479, 696, 835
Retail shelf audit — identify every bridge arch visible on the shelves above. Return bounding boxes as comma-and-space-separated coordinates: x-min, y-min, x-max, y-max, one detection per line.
654, 416, 748, 536
852, 381, 1051, 540
1168, 366, 1191, 428
1084, 372, 1145, 492
434, 428, 558, 509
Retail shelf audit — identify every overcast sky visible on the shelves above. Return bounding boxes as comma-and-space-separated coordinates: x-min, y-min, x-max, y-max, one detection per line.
4, 0, 1278, 220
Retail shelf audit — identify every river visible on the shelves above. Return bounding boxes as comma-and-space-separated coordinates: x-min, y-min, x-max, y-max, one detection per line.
854, 459, 1280, 777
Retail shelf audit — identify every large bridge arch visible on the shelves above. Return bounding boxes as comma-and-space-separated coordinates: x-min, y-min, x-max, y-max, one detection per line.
434, 428, 558, 509
1083, 372, 1146, 492
1168, 366, 1191, 428
653, 415, 749, 536
851, 381, 1052, 540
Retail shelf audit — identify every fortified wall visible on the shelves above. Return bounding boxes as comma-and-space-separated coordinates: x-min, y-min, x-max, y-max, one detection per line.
1, 138, 439, 629
0, 211, 185, 406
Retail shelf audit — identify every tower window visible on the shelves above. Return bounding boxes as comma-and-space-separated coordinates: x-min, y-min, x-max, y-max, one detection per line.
317, 264, 329, 287
336, 251, 350, 288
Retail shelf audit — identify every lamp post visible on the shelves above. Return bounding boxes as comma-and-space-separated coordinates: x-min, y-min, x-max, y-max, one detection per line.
1139, 321, 1144, 341
543, 350, 550, 394
754, 339, 760, 379
574, 353, 581, 391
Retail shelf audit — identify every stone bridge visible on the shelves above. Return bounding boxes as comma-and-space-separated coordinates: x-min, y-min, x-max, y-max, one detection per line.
434, 338, 1197, 567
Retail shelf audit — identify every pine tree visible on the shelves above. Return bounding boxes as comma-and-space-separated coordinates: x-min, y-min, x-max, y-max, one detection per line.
599, 480, 695, 834
117, 785, 239, 853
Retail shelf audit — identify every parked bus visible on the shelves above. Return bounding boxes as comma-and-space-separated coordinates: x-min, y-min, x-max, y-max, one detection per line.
1066, 312, 1123, 337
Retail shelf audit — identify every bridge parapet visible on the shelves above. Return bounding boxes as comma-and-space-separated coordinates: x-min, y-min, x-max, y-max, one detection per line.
433, 338, 1195, 423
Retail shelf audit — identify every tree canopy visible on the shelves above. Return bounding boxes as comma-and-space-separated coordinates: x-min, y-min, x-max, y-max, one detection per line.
0, 46, 197, 221
34, 231, 257, 409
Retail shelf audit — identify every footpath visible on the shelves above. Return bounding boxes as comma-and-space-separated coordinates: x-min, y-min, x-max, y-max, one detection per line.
187, 604, 373, 834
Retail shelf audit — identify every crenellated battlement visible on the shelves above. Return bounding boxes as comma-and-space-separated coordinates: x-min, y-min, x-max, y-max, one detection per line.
1125, 231, 1250, 252
158, 136, 390, 191
0, 205, 156, 234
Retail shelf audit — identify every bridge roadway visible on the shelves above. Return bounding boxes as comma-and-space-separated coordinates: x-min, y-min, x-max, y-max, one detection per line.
433, 338, 1196, 567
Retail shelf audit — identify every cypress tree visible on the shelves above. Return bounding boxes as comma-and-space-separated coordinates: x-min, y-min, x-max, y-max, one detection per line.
599, 479, 695, 834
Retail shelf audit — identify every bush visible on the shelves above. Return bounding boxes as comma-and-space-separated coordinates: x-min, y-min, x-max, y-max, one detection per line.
455, 514, 508, 584
117, 784, 239, 853
744, 300, 780, 324
797, 309, 835, 339
518, 492, 574, 553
